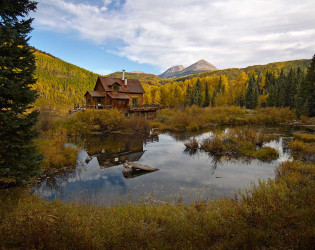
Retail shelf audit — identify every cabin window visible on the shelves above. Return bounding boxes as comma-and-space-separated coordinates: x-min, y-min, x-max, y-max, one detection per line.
132, 98, 138, 106
96, 98, 101, 103
88, 98, 91, 104
113, 85, 118, 91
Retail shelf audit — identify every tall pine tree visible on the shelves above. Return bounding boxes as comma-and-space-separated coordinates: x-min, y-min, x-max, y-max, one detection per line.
184, 83, 193, 107
304, 54, 315, 116
296, 54, 315, 117
203, 81, 210, 107
192, 78, 202, 106
0, 0, 42, 183
245, 75, 258, 109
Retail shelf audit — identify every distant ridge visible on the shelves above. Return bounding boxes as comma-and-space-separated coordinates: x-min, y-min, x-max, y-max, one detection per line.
130, 71, 145, 74
159, 59, 217, 78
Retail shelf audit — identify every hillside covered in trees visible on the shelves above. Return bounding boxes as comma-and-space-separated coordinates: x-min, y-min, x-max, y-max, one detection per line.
34, 50, 98, 108
33, 49, 313, 116
142, 58, 314, 117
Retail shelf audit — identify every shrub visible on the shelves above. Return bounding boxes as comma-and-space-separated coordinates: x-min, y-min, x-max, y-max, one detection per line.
64, 109, 127, 134
124, 116, 151, 132
255, 147, 279, 161
201, 135, 225, 153
184, 138, 199, 149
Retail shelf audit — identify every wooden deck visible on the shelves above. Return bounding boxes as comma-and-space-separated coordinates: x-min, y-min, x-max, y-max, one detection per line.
129, 104, 159, 112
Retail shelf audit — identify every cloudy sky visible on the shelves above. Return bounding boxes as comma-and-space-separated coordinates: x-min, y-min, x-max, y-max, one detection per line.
30, 0, 315, 75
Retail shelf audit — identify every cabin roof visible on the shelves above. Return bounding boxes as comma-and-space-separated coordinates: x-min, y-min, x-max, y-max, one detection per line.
85, 91, 107, 97
108, 81, 122, 86
107, 92, 130, 100
98, 76, 145, 94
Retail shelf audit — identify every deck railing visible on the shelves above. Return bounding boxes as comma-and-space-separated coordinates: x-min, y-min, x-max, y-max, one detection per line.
79, 103, 159, 111
85, 105, 112, 109
129, 104, 159, 111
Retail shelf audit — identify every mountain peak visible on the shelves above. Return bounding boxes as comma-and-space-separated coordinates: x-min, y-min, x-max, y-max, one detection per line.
159, 65, 185, 78
159, 59, 217, 78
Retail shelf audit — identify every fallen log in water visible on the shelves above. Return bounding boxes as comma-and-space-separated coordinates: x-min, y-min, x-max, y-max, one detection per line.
122, 161, 159, 174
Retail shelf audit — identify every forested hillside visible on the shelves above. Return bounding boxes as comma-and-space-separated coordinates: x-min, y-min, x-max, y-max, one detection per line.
107, 71, 168, 86
142, 57, 313, 116
175, 59, 311, 82
34, 50, 98, 108
33, 49, 312, 114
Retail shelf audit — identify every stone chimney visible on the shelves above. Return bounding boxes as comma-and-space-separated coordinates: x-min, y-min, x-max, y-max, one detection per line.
122, 69, 125, 80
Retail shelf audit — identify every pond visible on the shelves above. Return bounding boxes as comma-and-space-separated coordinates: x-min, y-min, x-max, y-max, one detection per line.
33, 125, 306, 205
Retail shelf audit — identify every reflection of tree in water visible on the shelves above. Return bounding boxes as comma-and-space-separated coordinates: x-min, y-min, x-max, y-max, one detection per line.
34, 169, 77, 193
209, 154, 220, 176
168, 130, 210, 142
282, 137, 291, 154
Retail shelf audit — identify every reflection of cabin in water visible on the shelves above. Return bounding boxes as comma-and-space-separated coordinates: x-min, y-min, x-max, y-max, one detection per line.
92, 134, 159, 169
85, 70, 158, 119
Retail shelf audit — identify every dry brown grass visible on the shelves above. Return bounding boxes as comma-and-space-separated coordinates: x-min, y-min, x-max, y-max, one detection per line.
0, 161, 314, 249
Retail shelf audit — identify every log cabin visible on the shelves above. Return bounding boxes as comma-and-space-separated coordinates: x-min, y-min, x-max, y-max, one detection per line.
84, 70, 158, 119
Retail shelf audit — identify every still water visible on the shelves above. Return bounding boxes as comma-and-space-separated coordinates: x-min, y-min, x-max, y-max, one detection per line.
33, 126, 299, 205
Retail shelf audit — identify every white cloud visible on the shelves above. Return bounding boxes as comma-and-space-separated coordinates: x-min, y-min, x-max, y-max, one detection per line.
34, 0, 315, 72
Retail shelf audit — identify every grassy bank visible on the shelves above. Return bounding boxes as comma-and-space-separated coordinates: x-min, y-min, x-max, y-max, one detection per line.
151, 106, 298, 131
64, 109, 151, 135
0, 160, 314, 249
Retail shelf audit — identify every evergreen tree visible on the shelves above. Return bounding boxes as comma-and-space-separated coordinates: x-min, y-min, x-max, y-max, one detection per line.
266, 71, 277, 107
0, 0, 42, 183
211, 90, 216, 107
277, 69, 286, 107
217, 76, 222, 93
245, 75, 258, 109
192, 78, 202, 106
285, 68, 296, 108
305, 54, 315, 116
253, 82, 259, 108
184, 84, 193, 106
203, 81, 210, 107
296, 54, 315, 116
